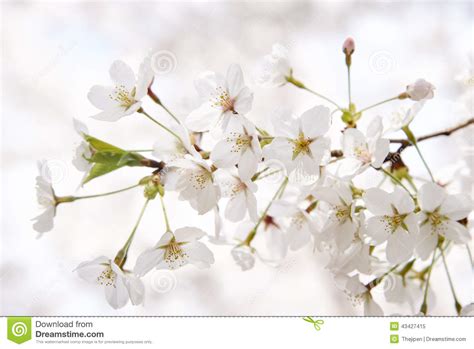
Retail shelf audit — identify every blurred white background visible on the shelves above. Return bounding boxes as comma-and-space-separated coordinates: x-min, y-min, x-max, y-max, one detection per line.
1, 0, 472, 315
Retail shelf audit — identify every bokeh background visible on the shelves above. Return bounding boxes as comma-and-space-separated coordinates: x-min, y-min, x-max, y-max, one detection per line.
1, 0, 472, 315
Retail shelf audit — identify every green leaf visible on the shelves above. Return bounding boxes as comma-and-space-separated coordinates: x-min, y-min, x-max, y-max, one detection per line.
85, 135, 124, 153
82, 136, 146, 184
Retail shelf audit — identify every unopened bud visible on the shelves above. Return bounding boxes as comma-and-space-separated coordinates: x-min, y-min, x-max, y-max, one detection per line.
343, 37, 355, 67
342, 37, 355, 56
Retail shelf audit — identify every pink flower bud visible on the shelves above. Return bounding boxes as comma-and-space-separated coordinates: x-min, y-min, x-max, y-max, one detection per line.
406, 79, 435, 101
343, 37, 355, 56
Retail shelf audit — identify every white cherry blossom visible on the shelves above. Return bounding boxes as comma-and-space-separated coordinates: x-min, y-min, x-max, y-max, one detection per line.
335, 274, 384, 316
210, 118, 262, 181
415, 182, 471, 260
268, 200, 317, 251
263, 106, 331, 183
186, 64, 253, 133
338, 116, 389, 177
256, 43, 291, 87
384, 101, 424, 133
152, 124, 200, 163
214, 169, 258, 222
75, 256, 144, 309
171, 156, 220, 215
72, 118, 92, 175
405, 79, 435, 101
88, 57, 154, 121
134, 227, 214, 276
363, 187, 419, 264
32, 160, 57, 234
313, 181, 359, 252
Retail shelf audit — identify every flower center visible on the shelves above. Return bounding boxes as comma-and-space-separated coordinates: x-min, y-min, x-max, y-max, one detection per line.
230, 181, 246, 197
291, 212, 306, 229
211, 86, 235, 112
291, 132, 312, 160
335, 205, 351, 223
354, 146, 371, 164
110, 85, 136, 109
383, 213, 407, 233
227, 133, 251, 153
428, 212, 446, 227
190, 168, 212, 190
97, 265, 116, 287
164, 238, 188, 269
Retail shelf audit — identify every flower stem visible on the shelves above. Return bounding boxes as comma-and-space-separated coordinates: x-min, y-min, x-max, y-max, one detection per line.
358, 96, 399, 114
466, 244, 473, 267
126, 149, 153, 153
286, 76, 341, 109
245, 177, 289, 245
420, 249, 438, 315
115, 199, 150, 267
347, 66, 352, 107
439, 245, 462, 315
413, 142, 435, 182
159, 195, 171, 233
378, 167, 415, 199
148, 88, 181, 125
61, 183, 141, 202
138, 108, 182, 142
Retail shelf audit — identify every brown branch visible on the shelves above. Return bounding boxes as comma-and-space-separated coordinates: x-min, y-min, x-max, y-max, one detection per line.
384, 118, 474, 164
390, 118, 474, 146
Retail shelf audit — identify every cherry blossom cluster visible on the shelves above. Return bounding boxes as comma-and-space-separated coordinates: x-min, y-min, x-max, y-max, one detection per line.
34, 38, 473, 314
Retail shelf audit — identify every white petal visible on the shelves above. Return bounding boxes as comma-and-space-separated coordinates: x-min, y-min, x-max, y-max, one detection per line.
186, 104, 221, 132
233, 87, 253, 115
440, 194, 471, 221
135, 55, 154, 99
415, 225, 438, 260
194, 183, 219, 214
125, 275, 145, 306
335, 220, 358, 251
32, 207, 55, 234
246, 190, 259, 222
73, 118, 89, 136
104, 276, 129, 309
210, 138, 240, 168
174, 227, 206, 242
342, 128, 366, 157
372, 138, 390, 168
90, 105, 135, 122
184, 241, 215, 268
238, 149, 258, 181
87, 85, 117, 110
364, 297, 384, 316
226, 64, 245, 97
109, 60, 136, 90
392, 187, 415, 214
300, 105, 331, 138
418, 182, 446, 212
133, 248, 165, 277
366, 216, 391, 244
386, 228, 415, 264
225, 192, 247, 222
442, 220, 470, 244
363, 188, 393, 216
74, 256, 110, 283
